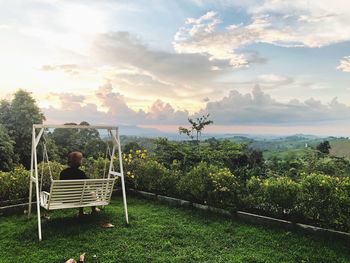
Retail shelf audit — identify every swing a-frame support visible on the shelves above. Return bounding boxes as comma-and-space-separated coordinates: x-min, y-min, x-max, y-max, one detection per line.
28, 124, 129, 241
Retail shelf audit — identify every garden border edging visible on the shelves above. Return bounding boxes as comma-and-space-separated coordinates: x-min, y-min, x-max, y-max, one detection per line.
129, 189, 350, 242
1, 189, 349, 242
0, 202, 36, 216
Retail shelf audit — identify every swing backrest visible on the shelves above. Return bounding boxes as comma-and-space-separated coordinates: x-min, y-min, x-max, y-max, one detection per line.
42, 178, 115, 210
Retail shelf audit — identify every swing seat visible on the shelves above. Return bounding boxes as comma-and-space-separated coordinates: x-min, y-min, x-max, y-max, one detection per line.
40, 178, 116, 210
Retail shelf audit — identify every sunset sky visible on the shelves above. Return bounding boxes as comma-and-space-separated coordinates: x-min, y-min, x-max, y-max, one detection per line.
0, 0, 349, 136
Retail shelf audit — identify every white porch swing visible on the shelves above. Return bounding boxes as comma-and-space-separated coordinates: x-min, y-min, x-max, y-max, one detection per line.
28, 124, 129, 241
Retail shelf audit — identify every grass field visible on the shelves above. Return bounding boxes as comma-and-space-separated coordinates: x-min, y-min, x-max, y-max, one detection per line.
330, 139, 350, 159
263, 147, 315, 160
0, 196, 349, 262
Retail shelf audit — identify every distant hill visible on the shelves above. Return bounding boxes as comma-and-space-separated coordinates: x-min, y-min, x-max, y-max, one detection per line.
106, 128, 350, 160
220, 134, 350, 160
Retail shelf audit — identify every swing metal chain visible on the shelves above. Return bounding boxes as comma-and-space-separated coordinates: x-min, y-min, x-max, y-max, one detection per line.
40, 130, 53, 190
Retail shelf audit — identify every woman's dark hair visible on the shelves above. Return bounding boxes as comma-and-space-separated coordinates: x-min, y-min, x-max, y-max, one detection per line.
68, 151, 83, 168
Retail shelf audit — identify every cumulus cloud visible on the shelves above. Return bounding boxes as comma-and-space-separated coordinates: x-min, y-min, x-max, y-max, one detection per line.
147, 99, 188, 123
337, 56, 350, 72
174, 12, 297, 68
174, 2, 350, 67
44, 103, 108, 125
43, 83, 189, 125
43, 83, 350, 128
45, 93, 86, 110
96, 82, 144, 119
200, 85, 350, 125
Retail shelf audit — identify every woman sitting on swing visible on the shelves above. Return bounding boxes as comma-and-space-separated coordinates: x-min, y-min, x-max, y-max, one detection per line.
60, 151, 100, 217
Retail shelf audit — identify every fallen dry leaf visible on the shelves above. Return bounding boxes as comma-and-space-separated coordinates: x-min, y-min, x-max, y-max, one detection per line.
79, 253, 85, 262
41, 214, 50, 220
101, 222, 115, 228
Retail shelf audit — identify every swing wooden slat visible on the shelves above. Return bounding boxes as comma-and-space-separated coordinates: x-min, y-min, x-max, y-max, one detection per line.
40, 178, 115, 210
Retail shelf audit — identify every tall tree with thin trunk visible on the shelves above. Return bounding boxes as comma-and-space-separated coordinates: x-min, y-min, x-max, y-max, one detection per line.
0, 125, 15, 171
0, 90, 45, 168
179, 114, 213, 142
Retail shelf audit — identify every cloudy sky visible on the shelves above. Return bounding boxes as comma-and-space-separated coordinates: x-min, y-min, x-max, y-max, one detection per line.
0, 0, 349, 136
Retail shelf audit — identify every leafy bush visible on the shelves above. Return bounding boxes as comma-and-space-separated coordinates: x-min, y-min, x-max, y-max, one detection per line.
153, 138, 201, 172
245, 176, 300, 217
123, 149, 149, 188
207, 166, 239, 209
267, 151, 350, 178
298, 173, 350, 231
245, 173, 350, 231
134, 159, 180, 196
178, 162, 238, 209
310, 157, 350, 177
0, 166, 30, 201
37, 161, 65, 191
82, 157, 109, 179
153, 138, 265, 185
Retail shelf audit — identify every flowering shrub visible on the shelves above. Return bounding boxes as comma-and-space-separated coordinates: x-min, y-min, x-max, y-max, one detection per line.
82, 157, 108, 179
131, 157, 180, 196
208, 166, 238, 209
123, 149, 149, 188
178, 162, 238, 209
0, 166, 29, 201
245, 176, 300, 217
298, 173, 350, 231
1, 153, 350, 232
245, 173, 350, 231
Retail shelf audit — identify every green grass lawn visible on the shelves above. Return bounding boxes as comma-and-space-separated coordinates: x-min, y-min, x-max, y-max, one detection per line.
0, 196, 349, 263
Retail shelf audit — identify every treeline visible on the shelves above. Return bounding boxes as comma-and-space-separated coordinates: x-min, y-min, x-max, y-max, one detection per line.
0, 90, 107, 170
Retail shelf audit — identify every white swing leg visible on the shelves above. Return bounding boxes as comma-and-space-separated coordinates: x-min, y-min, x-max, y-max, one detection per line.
121, 174, 129, 224
28, 181, 33, 216
28, 140, 34, 216
33, 127, 43, 241
36, 191, 42, 241
115, 129, 129, 224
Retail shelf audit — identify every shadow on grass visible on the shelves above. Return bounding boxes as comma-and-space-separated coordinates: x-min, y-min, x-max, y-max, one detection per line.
14, 207, 132, 243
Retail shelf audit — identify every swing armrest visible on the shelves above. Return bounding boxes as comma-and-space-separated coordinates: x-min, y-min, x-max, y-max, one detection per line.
40, 191, 50, 207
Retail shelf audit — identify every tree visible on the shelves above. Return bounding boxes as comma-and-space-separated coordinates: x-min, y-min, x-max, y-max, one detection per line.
0, 125, 15, 171
179, 114, 213, 142
84, 139, 107, 159
51, 122, 78, 159
0, 100, 11, 125
316, 140, 331, 154
123, 142, 142, 153
0, 90, 45, 168
51, 121, 104, 162
73, 121, 101, 150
